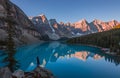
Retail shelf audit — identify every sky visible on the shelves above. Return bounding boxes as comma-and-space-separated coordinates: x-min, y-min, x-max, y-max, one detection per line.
11, 0, 120, 23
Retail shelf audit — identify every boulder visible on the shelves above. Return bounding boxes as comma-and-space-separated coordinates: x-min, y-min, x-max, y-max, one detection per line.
0, 67, 12, 78
33, 66, 54, 78
25, 66, 54, 78
12, 69, 24, 78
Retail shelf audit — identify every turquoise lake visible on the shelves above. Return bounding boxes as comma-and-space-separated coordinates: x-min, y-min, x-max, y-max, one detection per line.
0, 42, 120, 78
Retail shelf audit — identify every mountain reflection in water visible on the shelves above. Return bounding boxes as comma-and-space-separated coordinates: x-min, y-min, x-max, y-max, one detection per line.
14, 42, 120, 69
0, 42, 120, 78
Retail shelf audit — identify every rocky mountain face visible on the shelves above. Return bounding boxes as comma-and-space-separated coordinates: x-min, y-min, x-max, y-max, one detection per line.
29, 14, 53, 35
90, 19, 119, 32
30, 14, 120, 38
65, 19, 120, 36
0, 0, 41, 45
29, 15, 54, 40
29, 15, 73, 40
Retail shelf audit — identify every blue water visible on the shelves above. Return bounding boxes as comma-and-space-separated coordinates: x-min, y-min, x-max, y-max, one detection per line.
0, 42, 120, 78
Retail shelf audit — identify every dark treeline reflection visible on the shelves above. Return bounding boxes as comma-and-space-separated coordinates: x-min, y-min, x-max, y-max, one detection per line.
0, 49, 19, 72
104, 55, 120, 66
91, 48, 120, 66
14, 42, 120, 71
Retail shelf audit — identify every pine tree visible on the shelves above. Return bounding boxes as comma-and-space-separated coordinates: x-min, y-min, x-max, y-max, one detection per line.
3, 0, 19, 72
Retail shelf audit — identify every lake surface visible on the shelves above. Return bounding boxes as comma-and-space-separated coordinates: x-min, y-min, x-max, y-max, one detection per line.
0, 42, 120, 78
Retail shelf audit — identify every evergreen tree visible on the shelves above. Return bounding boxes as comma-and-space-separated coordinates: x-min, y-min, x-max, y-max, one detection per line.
67, 28, 120, 55
3, 1, 19, 72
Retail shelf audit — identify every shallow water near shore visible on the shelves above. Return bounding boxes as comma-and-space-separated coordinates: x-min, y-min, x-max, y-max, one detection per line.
0, 42, 120, 78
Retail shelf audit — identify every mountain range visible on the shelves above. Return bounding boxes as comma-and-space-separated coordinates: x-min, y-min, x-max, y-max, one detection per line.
0, 0, 120, 45
29, 14, 120, 40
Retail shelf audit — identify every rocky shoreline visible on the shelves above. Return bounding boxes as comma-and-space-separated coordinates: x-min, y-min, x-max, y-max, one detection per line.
0, 66, 54, 78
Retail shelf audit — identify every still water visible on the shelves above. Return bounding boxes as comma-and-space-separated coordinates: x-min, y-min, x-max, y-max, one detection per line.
0, 42, 120, 78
